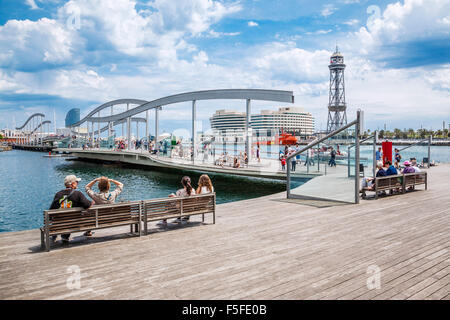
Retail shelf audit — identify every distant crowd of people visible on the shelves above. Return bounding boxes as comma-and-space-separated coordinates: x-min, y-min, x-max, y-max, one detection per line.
49, 173, 214, 244
278, 144, 340, 171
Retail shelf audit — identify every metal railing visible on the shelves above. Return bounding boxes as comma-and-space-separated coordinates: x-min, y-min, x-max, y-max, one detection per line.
348, 132, 377, 178
397, 136, 432, 168
286, 110, 363, 204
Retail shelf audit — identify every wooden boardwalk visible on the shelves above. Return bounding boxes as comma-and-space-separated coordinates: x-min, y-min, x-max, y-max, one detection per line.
0, 165, 449, 300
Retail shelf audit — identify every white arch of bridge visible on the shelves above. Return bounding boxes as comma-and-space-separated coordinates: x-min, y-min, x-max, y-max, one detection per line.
69, 89, 294, 159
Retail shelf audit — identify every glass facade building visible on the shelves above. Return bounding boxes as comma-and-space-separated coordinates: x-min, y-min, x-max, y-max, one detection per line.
65, 108, 80, 127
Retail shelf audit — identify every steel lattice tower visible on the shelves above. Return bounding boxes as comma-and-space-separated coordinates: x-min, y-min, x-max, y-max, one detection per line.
327, 46, 347, 132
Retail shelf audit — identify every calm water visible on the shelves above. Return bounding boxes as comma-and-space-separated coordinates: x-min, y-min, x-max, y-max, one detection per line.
2, 145, 449, 233
0, 150, 287, 233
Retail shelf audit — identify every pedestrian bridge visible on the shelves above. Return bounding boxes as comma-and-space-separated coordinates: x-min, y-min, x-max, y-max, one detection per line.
67, 89, 294, 159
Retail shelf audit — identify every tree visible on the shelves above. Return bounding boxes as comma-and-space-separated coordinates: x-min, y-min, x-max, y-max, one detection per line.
393, 128, 402, 139
0, 133, 4, 139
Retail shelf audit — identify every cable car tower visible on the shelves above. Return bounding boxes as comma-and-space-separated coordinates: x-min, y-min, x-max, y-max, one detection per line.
327, 46, 347, 132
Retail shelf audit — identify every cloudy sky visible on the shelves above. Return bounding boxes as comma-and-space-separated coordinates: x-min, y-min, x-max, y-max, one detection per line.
0, 0, 449, 135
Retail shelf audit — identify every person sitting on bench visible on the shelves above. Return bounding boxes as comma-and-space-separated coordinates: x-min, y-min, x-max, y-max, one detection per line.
402, 161, 415, 174
84, 177, 124, 236
385, 160, 397, 176
49, 175, 93, 243
361, 162, 386, 191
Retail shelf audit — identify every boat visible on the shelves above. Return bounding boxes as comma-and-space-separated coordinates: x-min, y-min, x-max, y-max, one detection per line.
254, 132, 299, 146
43, 154, 62, 158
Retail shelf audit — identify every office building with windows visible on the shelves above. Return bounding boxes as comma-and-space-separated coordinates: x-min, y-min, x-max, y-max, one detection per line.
210, 107, 315, 135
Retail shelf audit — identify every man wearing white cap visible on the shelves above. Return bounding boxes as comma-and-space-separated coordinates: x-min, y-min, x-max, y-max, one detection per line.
49, 175, 93, 243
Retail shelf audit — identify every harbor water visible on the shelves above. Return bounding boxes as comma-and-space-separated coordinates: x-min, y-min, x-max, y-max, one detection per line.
1, 145, 449, 233
0, 150, 286, 233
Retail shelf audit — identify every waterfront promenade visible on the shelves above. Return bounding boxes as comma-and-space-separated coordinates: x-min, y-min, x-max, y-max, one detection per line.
56, 148, 325, 180
0, 164, 449, 300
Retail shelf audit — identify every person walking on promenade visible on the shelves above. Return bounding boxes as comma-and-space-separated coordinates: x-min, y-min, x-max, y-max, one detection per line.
281, 155, 286, 171
304, 148, 314, 166
376, 147, 383, 162
394, 148, 402, 169
290, 149, 297, 172
295, 144, 301, 165
49, 175, 93, 243
329, 147, 337, 167
256, 143, 261, 162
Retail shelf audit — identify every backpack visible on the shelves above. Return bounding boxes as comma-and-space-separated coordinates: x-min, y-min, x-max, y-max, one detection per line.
59, 189, 76, 208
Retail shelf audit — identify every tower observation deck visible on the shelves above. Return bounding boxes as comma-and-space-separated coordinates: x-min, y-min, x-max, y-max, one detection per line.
327, 46, 347, 132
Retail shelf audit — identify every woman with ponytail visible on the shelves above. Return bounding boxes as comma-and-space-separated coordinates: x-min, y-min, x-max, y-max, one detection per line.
157, 176, 196, 227
174, 176, 196, 223
175, 176, 195, 197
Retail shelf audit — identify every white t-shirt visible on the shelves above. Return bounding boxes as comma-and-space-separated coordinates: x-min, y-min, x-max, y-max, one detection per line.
176, 188, 196, 197
199, 186, 214, 194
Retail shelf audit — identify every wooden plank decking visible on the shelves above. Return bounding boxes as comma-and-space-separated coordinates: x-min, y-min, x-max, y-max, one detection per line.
0, 165, 449, 300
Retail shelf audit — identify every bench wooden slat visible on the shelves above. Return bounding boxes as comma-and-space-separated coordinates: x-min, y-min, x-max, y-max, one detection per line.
361, 172, 427, 199
41, 194, 216, 251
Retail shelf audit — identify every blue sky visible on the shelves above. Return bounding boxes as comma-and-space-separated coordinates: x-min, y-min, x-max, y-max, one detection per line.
0, 0, 449, 135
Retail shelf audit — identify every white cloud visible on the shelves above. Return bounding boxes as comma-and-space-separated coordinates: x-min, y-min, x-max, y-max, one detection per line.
204, 30, 241, 38
252, 42, 330, 83
306, 29, 332, 35
1, 0, 243, 72
25, 0, 39, 10
355, 0, 450, 54
0, 18, 81, 70
248, 21, 258, 27
321, 4, 336, 17
343, 19, 359, 26
1, 0, 449, 130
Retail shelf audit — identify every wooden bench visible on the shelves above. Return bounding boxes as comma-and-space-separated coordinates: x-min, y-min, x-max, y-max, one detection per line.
361, 172, 427, 199
40, 201, 142, 252
141, 193, 216, 234
40, 194, 216, 251
403, 172, 427, 192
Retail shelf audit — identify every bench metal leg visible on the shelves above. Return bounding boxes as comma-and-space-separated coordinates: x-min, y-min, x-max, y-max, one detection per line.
144, 217, 148, 235
202, 214, 204, 223
213, 211, 215, 224
45, 230, 50, 252
130, 224, 133, 234
40, 229, 45, 250
134, 223, 138, 234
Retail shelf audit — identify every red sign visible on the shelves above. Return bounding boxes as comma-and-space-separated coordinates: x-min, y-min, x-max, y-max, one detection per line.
382, 141, 392, 166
